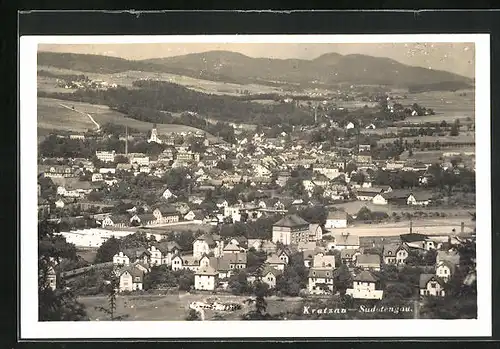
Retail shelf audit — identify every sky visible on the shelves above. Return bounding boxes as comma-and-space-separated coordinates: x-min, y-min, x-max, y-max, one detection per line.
38, 42, 475, 78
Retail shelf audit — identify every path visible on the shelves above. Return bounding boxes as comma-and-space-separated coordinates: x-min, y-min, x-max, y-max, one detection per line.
59, 103, 101, 130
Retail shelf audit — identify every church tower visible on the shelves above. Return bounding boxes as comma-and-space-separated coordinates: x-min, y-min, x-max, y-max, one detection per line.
148, 124, 161, 144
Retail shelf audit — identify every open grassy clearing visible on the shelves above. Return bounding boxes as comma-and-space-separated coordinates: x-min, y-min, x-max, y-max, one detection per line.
37, 97, 217, 140
38, 66, 284, 96
79, 293, 303, 321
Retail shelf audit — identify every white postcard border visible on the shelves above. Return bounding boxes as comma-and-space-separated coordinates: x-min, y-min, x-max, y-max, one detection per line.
20, 34, 491, 339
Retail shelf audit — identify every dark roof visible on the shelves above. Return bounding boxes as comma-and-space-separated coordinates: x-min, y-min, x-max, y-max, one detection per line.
383, 243, 408, 257
419, 274, 445, 288
196, 265, 218, 276
196, 234, 217, 247
400, 233, 429, 243
262, 265, 283, 277
353, 270, 378, 282
334, 233, 360, 246
134, 213, 156, 222
274, 214, 309, 228
356, 254, 381, 266
383, 189, 411, 200
308, 268, 334, 278
119, 266, 144, 280
122, 247, 150, 259
209, 256, 231, 272
340, 248, 359, 259
155, 241, 181, 254
409, 192, 434, 201
223, 253, 247, 264
327, 210, 348, 220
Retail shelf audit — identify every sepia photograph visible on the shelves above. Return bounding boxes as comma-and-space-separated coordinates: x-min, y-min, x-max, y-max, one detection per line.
20, 34, 491, 339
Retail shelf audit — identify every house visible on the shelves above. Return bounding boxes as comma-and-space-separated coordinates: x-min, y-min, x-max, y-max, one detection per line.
247, 239, 276, 254
184, 210, 204, 222
113, 251, 130, 266
101, 215, 129, 228
356, 188, 382, 201
372, 193, 388, 205
308, 268, 334, 294
382, 243, 409, 265
356, 254, 381, 271
436, 260, 455, 282
419, 274, 446, 297
340, 248, 360, 267
308, 224, 323, 242
325, 210, 348, 229
171, 254, 202, 272
407, 192, 433, 206
46, 266, 57, 291
224, 253, 247, 270
346, 271, 383, 300
333, 233, 360, 250
120, 247, 151, 265
153, 207, 180, 224
260, 266, 283, 289
194, 266, 218, 291
313, 253, 335, 269
400, 232, 433, 250
130, 213, 158, 227
91, 173, 104, 182
223, 242, 243, 254
118, 267, 144, 292
162, 188, 177, 200
383, 190, 411, 205
272, 214, 310, 245
193, 234, 224, 259
265, 254, 287, 271
149, 241, 181, 266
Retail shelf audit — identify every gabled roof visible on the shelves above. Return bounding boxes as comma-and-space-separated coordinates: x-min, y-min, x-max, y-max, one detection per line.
119, 266, 144, 280
266, 254, 286, 265
262, 265, 283, 277
224, 242, 241, 252
134, 213, 156, 222
436, 260, 456, 275
122, 247, 150, 260
383, 243, 408, 257
195, 265, 218, 276
327, 210, 348, 220
196, 234, 217, 247
209, 256, 231, 272
308, 267, 334, 279
313, 254, 335, 268
340, 248, 359, 259
353, 270, 378, 283
409, 191, 434, 201
155, 241, 181, 254
223, 253, 247, 264
419, 274, 445, 288
274, 214, 309, 227
356, 254, 381, 266
383, 189, 411, 200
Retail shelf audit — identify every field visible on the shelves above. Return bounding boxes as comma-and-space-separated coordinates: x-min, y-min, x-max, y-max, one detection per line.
38, 66, 284, 96
37, 97, 217, 140
395, 90, 475, 122
79, 293, 303, 321
76, 248, 98, 263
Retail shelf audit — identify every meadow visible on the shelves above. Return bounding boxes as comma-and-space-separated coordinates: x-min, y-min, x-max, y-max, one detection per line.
37, 97, 217, 140
79, 293, 303, 321
38, 66, 283, 96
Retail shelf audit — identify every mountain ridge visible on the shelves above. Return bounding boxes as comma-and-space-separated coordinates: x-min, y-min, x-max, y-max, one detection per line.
37, 50, 474, 90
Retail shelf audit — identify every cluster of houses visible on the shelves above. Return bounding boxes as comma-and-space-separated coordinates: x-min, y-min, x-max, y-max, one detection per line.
106, 212, 474, 301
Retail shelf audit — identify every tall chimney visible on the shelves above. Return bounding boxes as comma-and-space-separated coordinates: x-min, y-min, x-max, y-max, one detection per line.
410, 220, 413, 234
461, 222, 464, 234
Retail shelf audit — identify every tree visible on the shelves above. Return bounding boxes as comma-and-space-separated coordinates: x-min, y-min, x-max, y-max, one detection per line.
38, 220, 88, 321
96, 274, 128, 321
228, 270, 250, 295
178, 270, 195, 291
94, 236, 121, 263
186, 308, 201, 321
333, 265, 352, 295
450, 120, 460, 136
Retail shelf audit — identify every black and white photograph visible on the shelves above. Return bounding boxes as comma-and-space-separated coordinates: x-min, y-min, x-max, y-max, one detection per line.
20, 34, 491, 339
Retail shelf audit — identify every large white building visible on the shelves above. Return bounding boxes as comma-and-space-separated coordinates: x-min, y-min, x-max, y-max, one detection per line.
346, 271, 383, 300
194, 266, 218, 291
95, 150, 116, 163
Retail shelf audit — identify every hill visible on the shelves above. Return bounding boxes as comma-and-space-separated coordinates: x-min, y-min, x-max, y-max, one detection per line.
38, 50, 473, 90
37, 97, 218, 140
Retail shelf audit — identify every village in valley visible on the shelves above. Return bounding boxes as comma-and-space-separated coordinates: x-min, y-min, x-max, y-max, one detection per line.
37, 44, 477, 321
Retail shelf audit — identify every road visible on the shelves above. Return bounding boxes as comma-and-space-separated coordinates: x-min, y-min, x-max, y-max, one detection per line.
59, 103, 101, 130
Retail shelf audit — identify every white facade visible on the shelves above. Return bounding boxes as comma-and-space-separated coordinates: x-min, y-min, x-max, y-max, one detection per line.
119, 271, 143, 292
372, 194, 388, 205
436, 263, 452, 282
96, 150, 116, 163
113, 251, 130, 265
194, 274, 216, 291
420, 279, 446, 297
346, 281, 383, 300
325, 218, 347, 229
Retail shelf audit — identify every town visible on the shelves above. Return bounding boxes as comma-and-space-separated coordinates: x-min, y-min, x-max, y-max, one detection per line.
37, 48, 477, 322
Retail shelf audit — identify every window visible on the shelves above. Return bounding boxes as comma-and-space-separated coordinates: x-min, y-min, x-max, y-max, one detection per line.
430, 282, 436, 288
